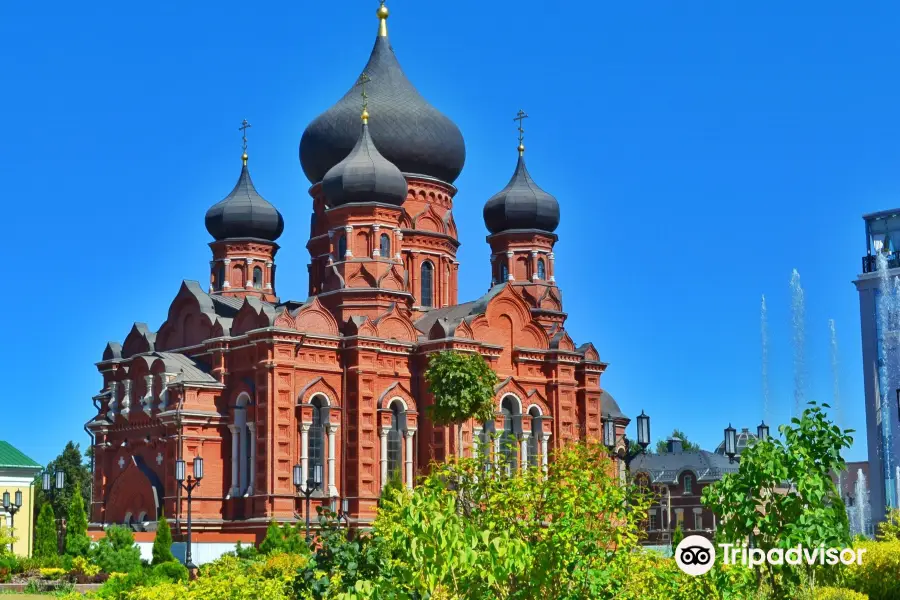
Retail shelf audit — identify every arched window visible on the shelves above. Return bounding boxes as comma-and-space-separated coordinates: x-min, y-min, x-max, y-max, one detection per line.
387, 401, 404, 482
252, 267, 263, 289
380, 233, 391, 258
537, 259, 546, 280
500, 264, 509, 283
528, 407, 541, 468
337, 235, 347, 260
233, 394, 253, 496
217, 263, 225, 290
309, 395, 327, 483
500, 396, 520, 475
420, 261, 434, 307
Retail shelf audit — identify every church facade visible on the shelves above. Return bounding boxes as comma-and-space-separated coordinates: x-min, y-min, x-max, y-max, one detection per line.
86, 4, 628, 539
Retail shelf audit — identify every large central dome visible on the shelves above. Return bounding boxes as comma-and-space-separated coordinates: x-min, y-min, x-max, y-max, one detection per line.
299, 9, 466, 185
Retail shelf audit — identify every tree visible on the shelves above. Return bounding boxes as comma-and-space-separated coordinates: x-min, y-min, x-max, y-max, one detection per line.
34, 441, 92, 523
91, 525, 142, 573
152, 511, 175, 565
671, 523, 684, 554
34, 503, 57, 558
877, 507, 900, 541
259, 520, 307, 555
702, 401, 852, 595
65, 482, 91, 557
655, 429, 701, 454
424, 351, 499, 457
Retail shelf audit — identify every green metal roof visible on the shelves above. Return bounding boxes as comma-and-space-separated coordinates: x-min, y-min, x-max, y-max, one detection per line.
0, 441, 41, 469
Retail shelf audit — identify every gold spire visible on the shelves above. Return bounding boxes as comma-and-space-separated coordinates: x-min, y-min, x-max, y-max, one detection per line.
377, 1, 389, 37
238, 119, 252, 165
357, 72, 371, 124
514, 109, 528, 156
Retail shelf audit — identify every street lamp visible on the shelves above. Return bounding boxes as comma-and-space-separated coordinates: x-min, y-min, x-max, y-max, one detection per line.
724, 424, 737, 463
2, 490, 22, 553
603, 410, 651, 469
175, 457, 203, 570
757, 421, 770, 442
294, 464, 322, 543
41, 469, 65, 553
331, 497, 350, 537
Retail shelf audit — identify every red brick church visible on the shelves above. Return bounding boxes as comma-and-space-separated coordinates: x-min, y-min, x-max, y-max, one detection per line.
86, 3, 628, 540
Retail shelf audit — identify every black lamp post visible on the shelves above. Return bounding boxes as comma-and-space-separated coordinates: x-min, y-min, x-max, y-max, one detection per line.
724, 424, 737, 463
42, 469, 65, 553
293, 464, 322, 543
603, 410, 651, 469
175, 457, 203, 570
2, 490, 22, 553
332, 497, 350, 537
757, 421, 770, 442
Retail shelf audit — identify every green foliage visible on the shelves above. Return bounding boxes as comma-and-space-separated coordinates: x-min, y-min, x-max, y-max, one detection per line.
875, 508, 900, 541
151, 512, 175, 565
671, 523, 684, 553
91, 525, 142, 574
425, 350, 499, 454
34, 502, 58, 558
71, 555, 101, 578
814, 587, 869, 600
34, 441, 92, 523
231, 540, 260, 560
0, 554, 18, 582
702, 401, 852, 596
0, 525, 17, 556
259, 520, 307, 555
841, 539, 900, 600
656, 429, 701, 454
65, 481, 91, 557
152, 560, 189, 582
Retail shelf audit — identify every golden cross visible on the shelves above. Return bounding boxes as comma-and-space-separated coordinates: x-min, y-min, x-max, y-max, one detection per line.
356, 72, 371, 112
514, 110, 528, 147
238, 119, 252, 154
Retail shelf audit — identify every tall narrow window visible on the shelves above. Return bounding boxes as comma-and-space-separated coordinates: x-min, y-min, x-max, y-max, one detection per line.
252, 267, 263, 289
683, 474, 693, 495
537, 258, 546, 280
527, 408, 540, 467
387, 401, 404, 481
337, 235, 347, 260
500, 396, 519, 475
694, 511, 703, 530
420, 261, 434, 307
500, 264, 509, 283
217, 263, 225, 290
380, 233, 391, 258
309, 396, 327, 485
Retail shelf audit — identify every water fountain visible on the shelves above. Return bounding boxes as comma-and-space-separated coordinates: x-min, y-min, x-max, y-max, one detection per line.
851, 469, 872, 538
761, 295, 770, 424
790, 269, 806, 417
875, 252, 898, 509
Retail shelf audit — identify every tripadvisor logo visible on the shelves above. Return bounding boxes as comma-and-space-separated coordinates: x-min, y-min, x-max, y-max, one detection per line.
674, 535, 867, 576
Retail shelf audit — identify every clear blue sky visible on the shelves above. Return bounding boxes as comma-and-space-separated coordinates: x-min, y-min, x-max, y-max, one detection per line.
2, 0, 893, 464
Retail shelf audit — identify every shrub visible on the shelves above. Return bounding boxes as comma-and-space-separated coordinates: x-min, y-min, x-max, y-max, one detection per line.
151, 512, 175, 565
0, 554, 17, 582
0, 525, 17, 555
259, 520, 307, 555
876, 508, 900, 541
91, 525, 142, 574
34, 502, 58, 558
842, 540, 900, 600
815, 588, 869, 600
71, 555, 101, 578
40, 566, 67, 580
151, 561, 188, 583
66, 482, 92, 557
93, 570, 154, 599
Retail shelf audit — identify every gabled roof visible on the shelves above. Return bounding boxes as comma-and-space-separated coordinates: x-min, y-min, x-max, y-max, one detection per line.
0, 441, 41, 469
414, 284, 507, 336
153, 352, 217, 384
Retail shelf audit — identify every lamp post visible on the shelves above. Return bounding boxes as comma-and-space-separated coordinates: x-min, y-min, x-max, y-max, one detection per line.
332, 497, 350, 538
756, 421, 770, 442
724, 424, 737, 464
603, 410, 651, 470
294, 464, 322, 543
175, 457, 203, 571
2, 490, 22, 553
42, 469, 65, 553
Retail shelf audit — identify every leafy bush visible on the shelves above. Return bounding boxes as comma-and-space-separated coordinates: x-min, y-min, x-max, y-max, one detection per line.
0, 525, 17, 555
815, 588, 869, 600
71, 555, 101, 577
259, 520, 307, 555
0, 554, 17, 582
91, 526, 142, 574
842, 540, 900, 600
876, 508, 900, 541
40, 566, 67, 579
151, 561, 188, 583
151, 512, 175, 565
231, 540, 260, 560
93, 570, 154, 599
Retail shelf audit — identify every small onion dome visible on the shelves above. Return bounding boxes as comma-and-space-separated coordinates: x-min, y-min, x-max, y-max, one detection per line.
483, 154, 560, 234
205, 160, 284, 241
322, 120, 408, 207
299, 29, 465, 184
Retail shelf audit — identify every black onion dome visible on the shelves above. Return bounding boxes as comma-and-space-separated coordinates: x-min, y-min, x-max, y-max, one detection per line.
300, 35, 466, 185
322, 121, 408, 206
483, 154, 560, 234
205, 163, 284, 241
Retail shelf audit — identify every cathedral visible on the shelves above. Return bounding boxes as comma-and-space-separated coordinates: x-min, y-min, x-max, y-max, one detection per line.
86, 3, 628, 539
